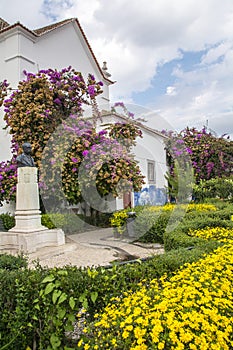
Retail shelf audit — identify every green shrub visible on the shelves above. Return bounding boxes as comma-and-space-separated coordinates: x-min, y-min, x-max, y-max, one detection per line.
42, 212, 91, 234
0, 213, 15, 230
164, 215, 233, 251
0, 237, 222, 349
0, 253, 28, 270
110, 205, 149, 234
61, 213, 87, 234
0, 202, 232, 348
135, 211, 171, 243
193, 176, 233, 202
42, 213, 73, 231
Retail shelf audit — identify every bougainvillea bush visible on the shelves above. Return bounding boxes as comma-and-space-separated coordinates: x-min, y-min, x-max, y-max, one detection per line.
164, 127, 233, 202
40, 117, 144, 210
165, 127, 233, 182
0, 68, 144, 209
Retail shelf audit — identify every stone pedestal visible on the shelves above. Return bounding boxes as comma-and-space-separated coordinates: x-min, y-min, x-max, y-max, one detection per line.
9, 167, 47, 233
0, 167, 65, 253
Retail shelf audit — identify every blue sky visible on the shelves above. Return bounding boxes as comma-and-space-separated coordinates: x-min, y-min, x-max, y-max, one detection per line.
132, 50, 206, 105
1, 0, 233, 138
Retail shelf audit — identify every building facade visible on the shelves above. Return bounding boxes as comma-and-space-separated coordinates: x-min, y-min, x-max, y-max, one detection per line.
0, 17, 167, 212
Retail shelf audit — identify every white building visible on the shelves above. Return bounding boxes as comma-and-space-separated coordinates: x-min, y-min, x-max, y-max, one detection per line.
0, 17, 112, 161
0, 17, 168, 210
98, 112, 168, 208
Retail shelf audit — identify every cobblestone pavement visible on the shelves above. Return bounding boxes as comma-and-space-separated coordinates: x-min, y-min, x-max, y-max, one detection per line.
28, 228, 164, 268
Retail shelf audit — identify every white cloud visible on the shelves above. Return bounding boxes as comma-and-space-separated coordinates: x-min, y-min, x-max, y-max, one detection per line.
166, 86, 177, 96
201, 42, 233, 65
0, 0, 48, 27
1, 0, 233, 136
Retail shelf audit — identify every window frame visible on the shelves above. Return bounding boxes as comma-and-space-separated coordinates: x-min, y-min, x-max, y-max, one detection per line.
147, 160, 156, 184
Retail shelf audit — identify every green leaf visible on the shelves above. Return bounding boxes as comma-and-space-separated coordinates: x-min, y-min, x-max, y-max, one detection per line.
69, 297, 75, 310
67, 314, 75, 322
78, 292, 87, 302
52, 290, 62, 304
91, 291, 98, 304
58, 308, 66, 319
44, 282, 55, 295
82, 299, 88, 309
57, 270, 68, 276
57, 292, 67, 305
64, 324, 74, 332
41, 275, 55, 284
50, 334, 61, 349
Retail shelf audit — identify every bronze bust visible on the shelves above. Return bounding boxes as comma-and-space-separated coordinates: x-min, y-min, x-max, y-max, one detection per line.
16, 142, 35, 167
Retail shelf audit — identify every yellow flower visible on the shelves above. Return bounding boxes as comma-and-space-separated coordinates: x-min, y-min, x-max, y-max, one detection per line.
111, 338, 117, 345
158, 341, 165, 349
82, 228, 233, 349
122, 330, 130, 339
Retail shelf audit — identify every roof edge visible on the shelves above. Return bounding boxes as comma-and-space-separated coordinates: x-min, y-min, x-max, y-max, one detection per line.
100, 111, 168, 139
0, 17, 114, 84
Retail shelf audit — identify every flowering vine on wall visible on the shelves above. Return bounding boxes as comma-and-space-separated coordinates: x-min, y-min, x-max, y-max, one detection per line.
0, 67, 145, 208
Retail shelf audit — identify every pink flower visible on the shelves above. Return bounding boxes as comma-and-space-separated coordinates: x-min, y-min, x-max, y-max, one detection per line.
71, 157, 78, 163
88, 85, 95, 97
82, 150, 89, 157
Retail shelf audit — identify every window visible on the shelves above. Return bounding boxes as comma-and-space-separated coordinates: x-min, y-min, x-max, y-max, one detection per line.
147, 160, 155, 183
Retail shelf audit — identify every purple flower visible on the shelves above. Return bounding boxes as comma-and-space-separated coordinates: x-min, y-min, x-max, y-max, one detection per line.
186, 147, 193, 155
71, 157, 78, 163
174, 151, 183, 156
99, 130, 107, 136
128, 112, 134, 118
88, 85, 95, 97
82, 150, 89, 157
73, 76, 81, 81
54, 98, 62, 105
206, 162, 215, 176
114, 102, 125, 108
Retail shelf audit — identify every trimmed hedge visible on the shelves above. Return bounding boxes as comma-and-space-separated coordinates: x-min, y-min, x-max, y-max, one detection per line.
0, 212, 88, 234
0, 253, 28, 270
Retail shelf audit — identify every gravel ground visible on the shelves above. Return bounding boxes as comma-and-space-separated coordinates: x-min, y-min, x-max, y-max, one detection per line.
28, 228, 164, 269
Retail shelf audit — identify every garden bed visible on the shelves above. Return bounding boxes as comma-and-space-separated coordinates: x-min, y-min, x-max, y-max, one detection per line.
0, 201, 232, 349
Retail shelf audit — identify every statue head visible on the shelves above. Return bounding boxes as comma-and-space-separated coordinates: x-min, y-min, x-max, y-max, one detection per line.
16, 142, 35, 167
22, 142, 32, 155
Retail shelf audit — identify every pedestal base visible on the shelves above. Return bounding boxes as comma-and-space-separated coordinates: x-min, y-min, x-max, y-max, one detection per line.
0, 229, 65, 253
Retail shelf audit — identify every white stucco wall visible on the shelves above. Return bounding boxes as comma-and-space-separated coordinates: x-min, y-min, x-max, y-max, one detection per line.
0, 22, 111, 162
134, 129, 167, 188
0, 21, 168, 211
